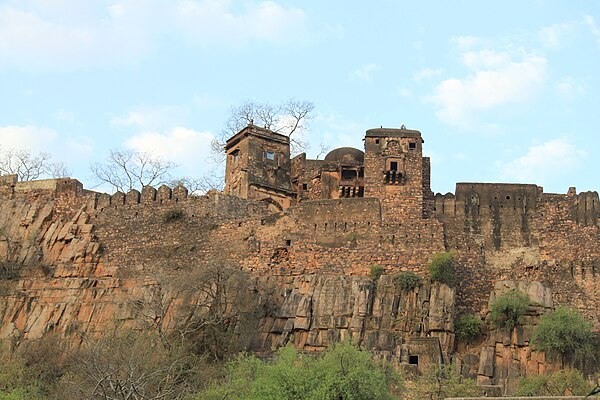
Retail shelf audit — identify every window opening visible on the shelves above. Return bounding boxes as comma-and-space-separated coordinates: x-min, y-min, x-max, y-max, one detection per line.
390, 161, 398, 171
409, 142, 416, 150
341, 169, 357, 181
265, 151, 275, 160
408, 355, 419, 365
375, 139, 380, 144
302, 183, 308, 190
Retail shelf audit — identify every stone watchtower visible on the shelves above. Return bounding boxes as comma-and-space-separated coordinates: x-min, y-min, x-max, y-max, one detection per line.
363, 127, 430, 221
224, 124, 295, 210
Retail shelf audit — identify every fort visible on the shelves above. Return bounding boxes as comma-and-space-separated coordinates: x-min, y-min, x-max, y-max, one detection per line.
0, 125, 599, 394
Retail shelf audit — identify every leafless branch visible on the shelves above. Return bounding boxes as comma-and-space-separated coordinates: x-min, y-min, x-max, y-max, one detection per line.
90, 149, 178, 193
0, 147, 69, 181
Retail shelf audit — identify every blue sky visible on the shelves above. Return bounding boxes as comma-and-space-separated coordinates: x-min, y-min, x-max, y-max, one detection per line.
0, 0, 599, 194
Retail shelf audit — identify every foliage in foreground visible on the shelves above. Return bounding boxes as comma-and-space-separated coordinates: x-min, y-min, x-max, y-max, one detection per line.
198, 341, 402, 400
489, 288, 530, 330
531, 306, 595, 364
409, 364, 481, 400
514, 369, 591, 397
427, 252, 455, 286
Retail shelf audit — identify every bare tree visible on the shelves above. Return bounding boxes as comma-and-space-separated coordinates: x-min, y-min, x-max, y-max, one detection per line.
61, 331, 202, 400
0, 147, 70, 181
169, 170, 224, 195
90, 149, 177, 193
212, 99, 315, 160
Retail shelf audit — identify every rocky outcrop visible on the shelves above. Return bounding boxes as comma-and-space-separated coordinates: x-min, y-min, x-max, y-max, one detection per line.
259, 275, 454, 372
456, 281, 555, 395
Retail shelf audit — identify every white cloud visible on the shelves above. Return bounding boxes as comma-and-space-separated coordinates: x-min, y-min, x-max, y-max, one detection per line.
0, 1, 308, 70
539, 22, 575, 49
398, 87, 413, 98
175, 0, 307, 45
0, 125, 94, 173
125, 127, 215, 176
0, 2, 154, 70
349, 63, 379, 82
450, 35, 484, 51
111, 105, 187, 130
556, 76, 586, 101
428, 47, 547, 129
584, 15, 600, 46
0, 125, 58, 151
52, 109, 75, 122
413, 67, 442, 82
497, 139, 586, 183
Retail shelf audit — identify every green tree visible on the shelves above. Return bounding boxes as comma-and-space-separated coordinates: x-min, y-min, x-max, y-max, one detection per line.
515, 369, 590, 396
411, 364, 480, 400
197, 342, 402, 400
489, 289, 530, 330
427, 252, 455, 286
394, 271, 423, 291
455, 314, 482, 343
370, 264, 386, 282
0, 346, 45, 400
531, 306, 595, 364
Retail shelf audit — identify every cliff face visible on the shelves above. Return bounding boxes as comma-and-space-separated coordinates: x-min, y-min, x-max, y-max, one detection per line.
0, 178, 598, 387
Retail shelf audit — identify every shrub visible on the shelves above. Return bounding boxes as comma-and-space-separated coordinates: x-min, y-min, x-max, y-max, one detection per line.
531, 306, 595, 363
394, 271, 423, 291
412, 364, 480, 400
515, 369, 590, 396
198, 342, 402, 400
370, 265, 386, 282
427, 252, 455, 285
489, 289, 530, 330
455, 314, 482, 342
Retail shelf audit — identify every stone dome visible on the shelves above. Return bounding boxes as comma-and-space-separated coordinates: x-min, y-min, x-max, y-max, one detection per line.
323, 147, 364, 164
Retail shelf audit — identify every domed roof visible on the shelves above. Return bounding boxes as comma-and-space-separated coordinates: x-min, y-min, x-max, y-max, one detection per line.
324, 147, 365, 164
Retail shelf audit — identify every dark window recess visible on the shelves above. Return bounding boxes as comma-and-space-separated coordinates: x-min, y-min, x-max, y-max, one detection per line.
409, 142, 416, 149
231, 150, 239, 161
358, 168, 364, 178
302, 183, 308, 190
408, 355, 419, 365
265, 151, 275, 160
341, 169, 357, 180
285, 239, 291, 246
390, 161, 398, 171
375, 139, 380, 144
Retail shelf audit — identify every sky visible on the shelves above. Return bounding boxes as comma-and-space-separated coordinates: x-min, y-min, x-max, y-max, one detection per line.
0, 0, 599, 194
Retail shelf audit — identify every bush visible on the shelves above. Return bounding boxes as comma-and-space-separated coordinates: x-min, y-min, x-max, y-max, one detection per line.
531, 306, 595, 363
427, 252, 455, 285
370, 265, 386, 282
411, 364, 480, 400
515, 369, 590, 396
394, 271, 423, 291
455, 314, 482, 342
489, 289, 530, 330
198, 342, 402, 400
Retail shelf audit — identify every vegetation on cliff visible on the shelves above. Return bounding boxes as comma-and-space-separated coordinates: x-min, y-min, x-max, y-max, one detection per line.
489, 288, 530, 330
427, 251, 455, 286
531, 306, 595, 364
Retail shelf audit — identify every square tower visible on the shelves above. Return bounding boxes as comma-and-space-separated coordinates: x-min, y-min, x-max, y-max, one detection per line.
363, 127, 426, 221
224, 124, 294, 209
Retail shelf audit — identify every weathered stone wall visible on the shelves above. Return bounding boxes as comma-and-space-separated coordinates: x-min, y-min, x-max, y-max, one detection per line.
1, 175, 600, 389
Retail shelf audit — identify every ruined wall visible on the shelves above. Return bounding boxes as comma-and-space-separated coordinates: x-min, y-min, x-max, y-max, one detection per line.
435, 184, 600, 326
